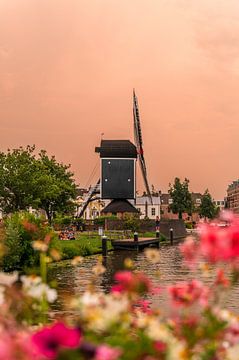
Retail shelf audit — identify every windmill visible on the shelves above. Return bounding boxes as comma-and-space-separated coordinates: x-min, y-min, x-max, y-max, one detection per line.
78, 90, 152, 217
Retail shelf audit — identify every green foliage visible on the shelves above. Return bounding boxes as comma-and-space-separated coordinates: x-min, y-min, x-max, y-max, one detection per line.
123, 214, 140, 232
53, 214, 73, 227
50, 233, 112, 260
199, 190, 217, 219
35, 150, 76, 224
185, 222, 193, 229
169, 177, 193, 219
2, 212, 40, 271
0, 146, 37, 213
94, 215, 118, 226
0, 146, 76, 224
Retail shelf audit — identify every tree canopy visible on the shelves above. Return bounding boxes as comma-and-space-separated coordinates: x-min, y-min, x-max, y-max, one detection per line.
199, 190, 217, 219
169, 177, 193, 219
0, 146, 76, 223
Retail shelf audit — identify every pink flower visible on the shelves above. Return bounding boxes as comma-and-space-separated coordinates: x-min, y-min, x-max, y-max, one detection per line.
32, 322, 81, 359
136, 299, 152, 314
225, 323, 239, 345
111, 271, 152, 295
180, 237, 199, 268
168, 280, 209, 307
95, 345, 122, 360
199, 220, 239, 263
215, 269, 230, 287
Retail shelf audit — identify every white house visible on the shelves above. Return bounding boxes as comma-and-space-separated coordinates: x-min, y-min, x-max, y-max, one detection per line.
135, 196, 161, 220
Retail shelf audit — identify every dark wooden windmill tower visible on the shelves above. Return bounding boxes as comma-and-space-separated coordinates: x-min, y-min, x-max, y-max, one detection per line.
95, 140, 138, 215
78, 90, 152, 218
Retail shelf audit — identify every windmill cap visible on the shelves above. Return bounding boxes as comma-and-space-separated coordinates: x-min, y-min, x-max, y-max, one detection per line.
95, 140, 137, 158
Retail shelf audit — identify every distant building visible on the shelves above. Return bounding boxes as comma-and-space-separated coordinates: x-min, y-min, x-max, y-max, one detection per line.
227, 180, 239, 213
75, 187, 105, 220
213, 200, 225, 211
160, 192, 204, 222
135, 196, 161, 220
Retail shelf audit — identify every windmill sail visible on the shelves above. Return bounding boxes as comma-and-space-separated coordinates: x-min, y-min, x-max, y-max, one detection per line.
133, 90, 153, 204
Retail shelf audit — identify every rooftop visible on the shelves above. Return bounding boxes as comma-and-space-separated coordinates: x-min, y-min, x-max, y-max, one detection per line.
95, 140, 137, 158
101, 199, 139, 214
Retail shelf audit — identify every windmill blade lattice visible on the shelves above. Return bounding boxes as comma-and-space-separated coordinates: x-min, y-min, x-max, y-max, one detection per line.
133, 90, 153, 205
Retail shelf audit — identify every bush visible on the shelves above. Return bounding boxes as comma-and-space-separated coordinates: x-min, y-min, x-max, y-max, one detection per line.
53, 214, 73, 229
94, 215, 118, 226
123, 214, 140, 232
2, 212, 55, 271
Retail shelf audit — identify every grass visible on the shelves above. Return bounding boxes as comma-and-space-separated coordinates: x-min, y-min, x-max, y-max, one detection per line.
50, 231, 166, 261
50, 232, 113, 260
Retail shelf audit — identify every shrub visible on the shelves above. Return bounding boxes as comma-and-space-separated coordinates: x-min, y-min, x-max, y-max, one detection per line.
185, 222, 193, 229
94, 215, 118, 226
122, 214, 140, 232
2, 212, 55, 271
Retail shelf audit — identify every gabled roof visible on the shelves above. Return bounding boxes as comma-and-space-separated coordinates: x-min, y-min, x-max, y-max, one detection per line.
95, 140, 137, 158
101, 199, 139, 214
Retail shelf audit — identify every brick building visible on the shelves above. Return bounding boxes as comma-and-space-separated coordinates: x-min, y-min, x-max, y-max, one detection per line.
227, 181, 239, 213
160, 192, 204, 222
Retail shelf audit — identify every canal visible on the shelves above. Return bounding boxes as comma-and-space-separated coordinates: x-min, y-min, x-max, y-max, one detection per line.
49, 243, 239, 316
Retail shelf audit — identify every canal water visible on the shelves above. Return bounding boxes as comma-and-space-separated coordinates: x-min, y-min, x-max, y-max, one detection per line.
49, 243, 239, 316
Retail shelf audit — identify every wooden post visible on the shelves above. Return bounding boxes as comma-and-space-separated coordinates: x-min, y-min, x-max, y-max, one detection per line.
102, 235, 108, 257
134, 232, 138, 242
170, 228, 174, 245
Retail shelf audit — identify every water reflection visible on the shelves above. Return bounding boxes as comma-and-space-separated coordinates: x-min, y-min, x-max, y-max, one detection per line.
49, 243, 239, 315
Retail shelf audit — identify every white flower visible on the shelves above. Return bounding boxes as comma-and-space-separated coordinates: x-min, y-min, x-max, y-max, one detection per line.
0, 271, 18, 286
146, 319, 170, 341
226, 344, 239, 359
21, 275, 42, 288
21, 275, 57, 303
26, 283, 57, 303
144, 248, 160, 263
80, 292, 102, 307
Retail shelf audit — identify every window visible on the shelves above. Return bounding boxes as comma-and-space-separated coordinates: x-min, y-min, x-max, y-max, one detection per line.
168, 198, 173, 205
151, 208, 156, 216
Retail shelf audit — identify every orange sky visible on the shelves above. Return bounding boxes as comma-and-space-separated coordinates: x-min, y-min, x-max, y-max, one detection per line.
1, 0, 239, 199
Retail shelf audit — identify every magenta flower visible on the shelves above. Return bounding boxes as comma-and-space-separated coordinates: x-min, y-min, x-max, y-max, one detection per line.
32, 322, 81, 359
95, 345, 122, 360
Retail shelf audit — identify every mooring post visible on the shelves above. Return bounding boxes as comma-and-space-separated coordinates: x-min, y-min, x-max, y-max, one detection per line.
170, 228, 174, 245
134, 232, 138, 242
102, 235, 108, 257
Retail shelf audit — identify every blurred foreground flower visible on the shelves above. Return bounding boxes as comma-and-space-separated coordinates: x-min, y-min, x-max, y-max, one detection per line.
145, 248, 160, 264
21, 275, 57, 303
95, 345, 122, 360
0, 271, 18, 286
32, 322, 81, 359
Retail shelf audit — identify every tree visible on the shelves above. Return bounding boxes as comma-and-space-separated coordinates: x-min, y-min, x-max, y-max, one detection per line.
34, 150, 76, 224
169, 177, 193, 219
199, 190, 217, 219
0, 146, 38, 213
0, 146, 76, 224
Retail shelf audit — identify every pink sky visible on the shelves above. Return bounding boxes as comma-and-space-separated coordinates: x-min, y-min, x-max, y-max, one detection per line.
1, 0, 239, 198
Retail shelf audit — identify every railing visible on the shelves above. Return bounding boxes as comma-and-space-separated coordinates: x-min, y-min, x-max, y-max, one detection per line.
105, 230, 132, 240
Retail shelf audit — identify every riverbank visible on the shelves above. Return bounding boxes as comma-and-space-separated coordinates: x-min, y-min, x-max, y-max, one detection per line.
51, 231, 167, 261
